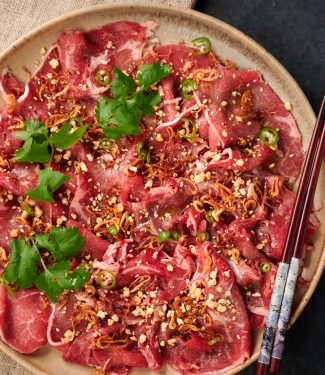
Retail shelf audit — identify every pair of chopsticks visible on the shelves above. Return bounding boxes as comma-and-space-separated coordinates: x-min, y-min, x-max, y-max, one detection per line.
256, 95, 325, 375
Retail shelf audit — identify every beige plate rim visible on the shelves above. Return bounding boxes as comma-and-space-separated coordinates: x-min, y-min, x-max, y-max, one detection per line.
0, 2, 324, 375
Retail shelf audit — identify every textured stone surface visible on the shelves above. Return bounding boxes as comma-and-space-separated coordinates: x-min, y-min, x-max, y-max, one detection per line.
195, 1, 325, 374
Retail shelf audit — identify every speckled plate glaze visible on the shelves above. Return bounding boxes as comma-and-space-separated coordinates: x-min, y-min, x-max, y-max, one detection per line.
0, 3, 324, 375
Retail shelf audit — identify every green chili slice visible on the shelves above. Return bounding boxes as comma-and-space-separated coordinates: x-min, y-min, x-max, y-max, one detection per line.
157, 230, 171, 242
97, 270, 116, 290
181, 78, 198, 99
99, 138, 112, 150
136, 141, 151, 163
260, 261, 272, 273
95, 69, 111, 86
108, 225, 119, 236
197, 231, 210, 241
205, 210, 215, 223
171, 230, 181, 240
208, 334, 223, 346
177, 118, 197, 142
191, 37, 212, 56
259, 127, 279, 148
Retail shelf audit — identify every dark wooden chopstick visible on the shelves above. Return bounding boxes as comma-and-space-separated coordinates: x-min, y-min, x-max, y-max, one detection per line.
256, 95, 325, 375
269, 95, 325, 372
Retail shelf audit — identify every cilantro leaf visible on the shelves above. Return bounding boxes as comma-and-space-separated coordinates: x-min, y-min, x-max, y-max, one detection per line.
35, 261, 70, 302
111, 68, 135, 97
14, 137, 51, 163
127, 91, 161, 115
50, 122, 88, 149
35, 226, 85, 260
95, 96, 111, 125
4, 240, 40, 288
16, 119, 48, 141
26, 168, 70, 202
94, 63, 171, 141
136, 62, 173, 90
15, 119, 50, 163
103, 101, 142, 140
68, 266, 92, 289
35, 261, 91, 302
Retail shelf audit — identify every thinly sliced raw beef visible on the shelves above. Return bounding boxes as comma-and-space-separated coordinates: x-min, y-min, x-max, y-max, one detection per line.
0, 202, 28, 252
0, 163, 39, 196
246, 262, 277, 328
0, 69, 24, 99
0, 286, 50, 354
193, 69, 302, 179
57, 21, 150, 98
162, 242, 250, 374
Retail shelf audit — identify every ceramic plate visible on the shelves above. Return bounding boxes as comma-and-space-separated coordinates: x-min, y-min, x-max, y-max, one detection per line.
0, 3, 324, 375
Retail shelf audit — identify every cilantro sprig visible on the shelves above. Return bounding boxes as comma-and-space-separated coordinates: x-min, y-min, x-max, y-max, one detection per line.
14, 118, 88, 202
2, 227, 90, 301
15, 119, 87, 163
95, 62, 172, 140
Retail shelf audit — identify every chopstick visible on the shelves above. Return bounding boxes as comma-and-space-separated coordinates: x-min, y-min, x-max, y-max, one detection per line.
255, 95, 325, 375
269, 95, 325, 373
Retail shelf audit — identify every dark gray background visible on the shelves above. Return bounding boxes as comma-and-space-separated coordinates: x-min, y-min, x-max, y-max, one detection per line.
194, 1, 325, 374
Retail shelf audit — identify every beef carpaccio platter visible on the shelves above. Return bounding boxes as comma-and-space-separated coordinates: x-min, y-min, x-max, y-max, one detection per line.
0, 19, 321, 375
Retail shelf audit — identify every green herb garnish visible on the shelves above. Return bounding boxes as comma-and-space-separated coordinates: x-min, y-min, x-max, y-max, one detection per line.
2, 227, 90, 302
14, 118, 87, 201
50, 120, 87, 149
26, 168, 70, 202
95, 63, 172, 140
15, 119, 51, 163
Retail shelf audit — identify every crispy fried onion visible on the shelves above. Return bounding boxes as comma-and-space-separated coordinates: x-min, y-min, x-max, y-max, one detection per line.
135, 235, 163, 252
95, 335, 130, 349
168, 296, 212, 334
7, 116, 24, 130
129, 275, 152, 293
194, 68, 219, 82
237, 89, 264, 122
5, 94, 17, 113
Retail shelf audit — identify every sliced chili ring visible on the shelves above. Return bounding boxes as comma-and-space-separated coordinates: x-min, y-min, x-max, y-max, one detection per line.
205, 210, 215, 223
177, 118, 197, 142
97, 270, 116, 290
191, 37, 212, 56
95, 69, 111, 86
99, 138, 112, 150
181, 78, 198, 99
259, 127, 279, 148
260, 261, 272, 273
